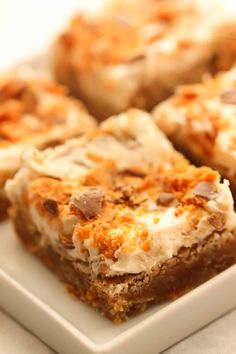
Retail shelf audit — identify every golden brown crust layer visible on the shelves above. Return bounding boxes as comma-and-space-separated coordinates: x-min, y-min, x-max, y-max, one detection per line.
12, 206, 236, 322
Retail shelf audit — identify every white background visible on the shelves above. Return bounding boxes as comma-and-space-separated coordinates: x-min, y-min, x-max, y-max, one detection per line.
0, 0, 105, 70
0, 0, 236, 70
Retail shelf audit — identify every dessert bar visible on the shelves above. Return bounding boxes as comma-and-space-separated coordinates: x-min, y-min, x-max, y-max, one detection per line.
0, 71, 95, 219
153, 67, 236, 197
53, 0, 236, 120
6, 110, 236, 321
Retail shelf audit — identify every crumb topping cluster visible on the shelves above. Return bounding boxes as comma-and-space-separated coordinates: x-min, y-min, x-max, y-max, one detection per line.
0, 76, 88, 147
29, 154, 220, 262
155, 68, 236, 158
57, 0, 204, 69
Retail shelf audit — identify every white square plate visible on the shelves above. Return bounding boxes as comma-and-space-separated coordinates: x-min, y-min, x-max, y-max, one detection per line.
0, 2, 236, 353
1, 221, 236, 354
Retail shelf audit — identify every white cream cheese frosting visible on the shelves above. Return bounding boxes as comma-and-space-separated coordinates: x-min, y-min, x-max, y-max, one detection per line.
19, 110, 175, 180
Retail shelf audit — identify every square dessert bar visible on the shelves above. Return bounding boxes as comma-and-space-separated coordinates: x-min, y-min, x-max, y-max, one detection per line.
6, 110, 236, 322
153, 67, 236, 197
0, 71, 95, 219
53, 0, 236, 120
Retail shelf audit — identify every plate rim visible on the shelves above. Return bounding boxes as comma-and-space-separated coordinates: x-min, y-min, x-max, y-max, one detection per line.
1, 263, 236, 354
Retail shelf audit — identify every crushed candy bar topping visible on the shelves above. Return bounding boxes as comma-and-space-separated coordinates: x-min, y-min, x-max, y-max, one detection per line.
154, 68, 236, 163
56, 0, 211, 68
192, 181, 219, 200
33, 159, 222, 262
0, 75, 92, 148
59, 233, 74, 248
43, 198, 59, 216
156, 192, 176, 206
220, 90, 236, 105
208, 212, 226, 231
70, 187, 104, 219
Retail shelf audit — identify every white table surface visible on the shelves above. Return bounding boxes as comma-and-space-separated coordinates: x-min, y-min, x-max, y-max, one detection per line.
0, 1, 235, 353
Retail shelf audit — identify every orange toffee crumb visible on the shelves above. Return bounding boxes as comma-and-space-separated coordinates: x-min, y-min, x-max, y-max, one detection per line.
28, 153, 220, 259
167, 70, 236, 156
0, 77, 84, 147
56, 1, 201, 69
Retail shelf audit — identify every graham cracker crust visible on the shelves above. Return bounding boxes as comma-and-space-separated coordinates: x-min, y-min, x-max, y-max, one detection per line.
12, 207, 236, 322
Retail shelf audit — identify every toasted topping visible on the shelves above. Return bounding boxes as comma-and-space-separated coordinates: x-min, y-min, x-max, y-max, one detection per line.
43, 199, 59, 216
114, 185, 136, 205
220, 90, 236, 105
0, 75, 94, 148
56, 0, 228, 68
124, 52, 146, 63
59, 233, 74, 248
208, 212, 226, 231
156, 192, 176, 206
192, 181, 219, 200
70, 187, 104, 219
0, 79, 61, 144
154, 68, 236, 168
